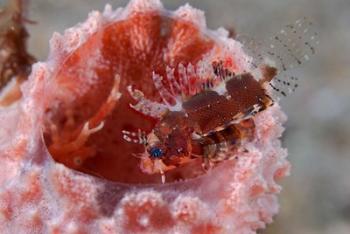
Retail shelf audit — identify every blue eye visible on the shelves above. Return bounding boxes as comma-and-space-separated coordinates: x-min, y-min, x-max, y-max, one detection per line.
149, 147, 164, 158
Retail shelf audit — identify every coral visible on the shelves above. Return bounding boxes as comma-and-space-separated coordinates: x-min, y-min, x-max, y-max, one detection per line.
0, 0, 290, 233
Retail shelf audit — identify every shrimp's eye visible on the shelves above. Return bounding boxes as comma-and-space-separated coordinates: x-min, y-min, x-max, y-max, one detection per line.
149, 147, 164, 158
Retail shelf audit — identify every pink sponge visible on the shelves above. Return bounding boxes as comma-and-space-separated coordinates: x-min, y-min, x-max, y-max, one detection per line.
0, 0, 290, 233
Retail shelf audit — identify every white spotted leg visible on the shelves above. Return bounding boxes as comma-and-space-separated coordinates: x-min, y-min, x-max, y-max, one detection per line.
122, 129, 147, 145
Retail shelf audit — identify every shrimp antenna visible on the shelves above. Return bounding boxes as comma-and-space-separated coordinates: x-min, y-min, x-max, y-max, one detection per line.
131, 153, 144, 159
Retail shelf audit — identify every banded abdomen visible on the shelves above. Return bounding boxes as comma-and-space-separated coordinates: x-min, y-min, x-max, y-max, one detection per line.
191, 119, 256, 162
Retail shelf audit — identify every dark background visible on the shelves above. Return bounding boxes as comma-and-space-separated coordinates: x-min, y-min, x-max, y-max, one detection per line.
8, 0, 350, 233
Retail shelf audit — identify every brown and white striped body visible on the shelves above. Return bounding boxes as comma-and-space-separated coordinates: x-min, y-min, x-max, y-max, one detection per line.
123, 63, 276, 183
145, 68, 274, 169
122, 18, 318, 182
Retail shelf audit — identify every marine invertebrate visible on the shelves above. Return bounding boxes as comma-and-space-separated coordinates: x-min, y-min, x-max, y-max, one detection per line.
0, 0, 318, 233
123, 60, 276, 183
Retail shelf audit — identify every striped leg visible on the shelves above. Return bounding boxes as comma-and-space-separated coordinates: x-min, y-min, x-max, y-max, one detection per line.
200, 136, 217, 170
